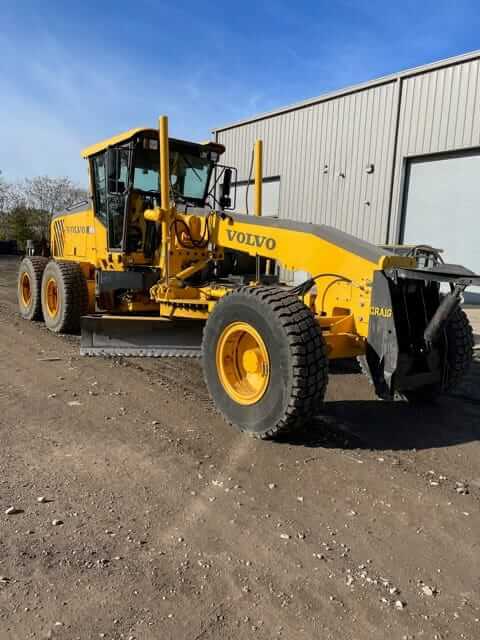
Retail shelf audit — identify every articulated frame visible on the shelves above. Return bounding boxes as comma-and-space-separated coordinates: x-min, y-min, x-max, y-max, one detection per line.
137, 117, 414, 359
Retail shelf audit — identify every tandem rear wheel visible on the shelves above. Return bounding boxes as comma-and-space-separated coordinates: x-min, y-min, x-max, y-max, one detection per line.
202, 286, 329, 439
39, 261, 88, 334
17, 256, 49, 321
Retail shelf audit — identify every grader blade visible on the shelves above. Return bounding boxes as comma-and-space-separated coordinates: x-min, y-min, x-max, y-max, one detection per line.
80, 315, 203, 357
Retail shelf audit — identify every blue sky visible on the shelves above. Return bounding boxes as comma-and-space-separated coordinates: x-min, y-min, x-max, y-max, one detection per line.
1, 0, 479, 185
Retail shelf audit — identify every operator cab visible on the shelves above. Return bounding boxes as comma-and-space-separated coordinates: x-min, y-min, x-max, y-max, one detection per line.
81, 128, 226, 262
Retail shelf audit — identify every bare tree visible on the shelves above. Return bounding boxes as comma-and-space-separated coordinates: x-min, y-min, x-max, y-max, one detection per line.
21, 176, 89, 241
2, 181, 26, 212
0, 172, 16, 240
0, 170, 6, 212
23, 176, 88, 216
0, 174, 88, 245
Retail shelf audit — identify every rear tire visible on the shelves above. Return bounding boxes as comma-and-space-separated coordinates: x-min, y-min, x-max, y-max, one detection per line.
41, 261, 88, 334
17, 256, 49, 321
202, 286, 328, 438
359, 307, 474, 402
439, 307, 474, 392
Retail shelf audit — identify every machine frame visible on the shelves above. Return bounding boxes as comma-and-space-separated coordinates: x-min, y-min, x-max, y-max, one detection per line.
17, 116, 478, 437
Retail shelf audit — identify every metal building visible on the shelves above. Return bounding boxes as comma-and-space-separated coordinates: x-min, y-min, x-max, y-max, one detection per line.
213, 50, 480, 295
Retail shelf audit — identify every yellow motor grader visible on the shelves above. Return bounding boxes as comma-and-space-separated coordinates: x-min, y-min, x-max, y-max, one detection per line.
18, 116, 476, 438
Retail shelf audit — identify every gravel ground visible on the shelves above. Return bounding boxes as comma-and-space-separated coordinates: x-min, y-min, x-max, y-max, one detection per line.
0, 255, 479, 640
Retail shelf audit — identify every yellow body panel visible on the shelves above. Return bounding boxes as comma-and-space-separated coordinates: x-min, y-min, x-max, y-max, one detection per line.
211, 214, 414, 341
144, 207, 415, 356
52, 207, 106, 267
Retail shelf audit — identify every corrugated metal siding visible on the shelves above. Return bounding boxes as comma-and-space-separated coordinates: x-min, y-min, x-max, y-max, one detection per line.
390, 59, 480, 240
217, 82, 398, 244
215, 53, 480, 247
214, 50, 480, 132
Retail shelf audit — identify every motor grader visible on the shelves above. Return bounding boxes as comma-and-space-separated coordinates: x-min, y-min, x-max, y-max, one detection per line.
18, 116, 477, 438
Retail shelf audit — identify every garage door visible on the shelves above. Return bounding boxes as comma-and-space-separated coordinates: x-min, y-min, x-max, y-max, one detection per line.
402, 151, 480, 303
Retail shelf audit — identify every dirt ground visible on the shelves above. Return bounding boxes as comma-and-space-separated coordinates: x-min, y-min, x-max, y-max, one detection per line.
0, 255, 479, 640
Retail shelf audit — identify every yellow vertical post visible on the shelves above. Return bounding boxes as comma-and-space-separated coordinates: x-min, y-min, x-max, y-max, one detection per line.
159, 115, 170, 283
253, 139, 263, 281
254, 139, 263, 217
254, 139, 268, 277
159, 115, 170, 212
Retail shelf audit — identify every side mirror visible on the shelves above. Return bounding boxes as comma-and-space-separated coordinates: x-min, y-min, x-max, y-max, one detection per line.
219, 168, 232, 209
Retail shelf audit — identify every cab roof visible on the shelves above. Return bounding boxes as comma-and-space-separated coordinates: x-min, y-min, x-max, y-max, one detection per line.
81, 127, 225, 159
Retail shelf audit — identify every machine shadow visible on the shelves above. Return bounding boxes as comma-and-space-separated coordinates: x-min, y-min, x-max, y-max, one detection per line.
277, 361, 480, 452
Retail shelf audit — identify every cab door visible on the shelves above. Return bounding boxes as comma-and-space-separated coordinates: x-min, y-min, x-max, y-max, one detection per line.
91, 148, 131, 256
106, 146, 131, 251
90, 152, 109, 261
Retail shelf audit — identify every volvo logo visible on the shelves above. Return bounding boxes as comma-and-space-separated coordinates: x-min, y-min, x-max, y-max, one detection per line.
227, 229, 276, 250
65, 225, 95, 235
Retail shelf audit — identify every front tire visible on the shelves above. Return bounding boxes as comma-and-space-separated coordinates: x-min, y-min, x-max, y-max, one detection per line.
202, 286, 328, 439
41, 261, 88, 333
17, 256, 49, 321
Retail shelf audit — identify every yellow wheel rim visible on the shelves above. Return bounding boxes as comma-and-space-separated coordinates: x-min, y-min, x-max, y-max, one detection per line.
46, 277, 59, 318
216, 321, 270, 405
20, 272, 32, 307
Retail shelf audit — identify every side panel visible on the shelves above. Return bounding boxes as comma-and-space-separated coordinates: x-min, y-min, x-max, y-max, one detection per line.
52, 207, 107, 269
51, 206, 103, 313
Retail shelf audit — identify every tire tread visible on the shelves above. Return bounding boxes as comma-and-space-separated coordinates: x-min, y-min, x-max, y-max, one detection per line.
203, 286, 328, 439
17, 256, 49, 320
42, 261, 88, 333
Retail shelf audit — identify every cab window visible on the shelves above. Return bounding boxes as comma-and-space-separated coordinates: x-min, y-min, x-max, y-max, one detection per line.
92, 153, 107, 225
134, 166, 159, 191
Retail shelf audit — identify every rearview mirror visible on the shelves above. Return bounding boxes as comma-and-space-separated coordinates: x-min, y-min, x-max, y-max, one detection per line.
219, 168, 232, 209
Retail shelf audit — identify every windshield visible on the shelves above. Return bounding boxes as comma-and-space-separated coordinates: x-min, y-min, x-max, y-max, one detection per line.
170, 151, 211, 201
133, 143, 213, 203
